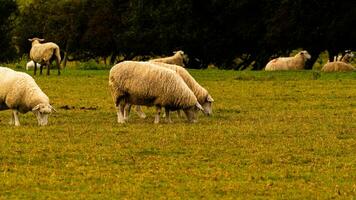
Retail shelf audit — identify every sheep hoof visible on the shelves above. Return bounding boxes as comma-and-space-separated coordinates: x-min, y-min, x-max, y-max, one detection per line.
138, 114, 146, 119
117, 119, 125, 124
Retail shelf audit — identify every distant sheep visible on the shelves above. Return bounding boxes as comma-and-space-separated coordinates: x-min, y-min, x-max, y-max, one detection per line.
333, 50, 353, 62
322, 51, 355, 72
340, 50, 354, 63
149, 50, 187, 67
0, 67, 55, 126
109, 61, 203, 124
28, 37, 61, 75
265, 50, 311, 71
26, 61, 42, 70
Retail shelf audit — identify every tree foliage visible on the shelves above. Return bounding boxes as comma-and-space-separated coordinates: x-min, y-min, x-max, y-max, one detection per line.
2, 0, 355, 69
0, 0, 17, 61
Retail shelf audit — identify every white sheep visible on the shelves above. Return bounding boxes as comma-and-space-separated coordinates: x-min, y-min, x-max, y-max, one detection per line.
0, 67, 55, 126
28, 37, 61, 75
149, 50, 187, 67
340, 51, 354, 63
265, 50, 311, 71
135, 62, 214, 122
109, 61, 203, 124
26, 60, 42, 70
321, 51, 355, 72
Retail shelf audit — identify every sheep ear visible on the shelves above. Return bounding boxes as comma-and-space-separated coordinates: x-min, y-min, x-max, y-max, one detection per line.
39, 39, 45, 42
28, 38, 33, 42
50, 105, 57, 112
32, 105, 40, 111
207, 95, 214, 102
196, 103, 203, 111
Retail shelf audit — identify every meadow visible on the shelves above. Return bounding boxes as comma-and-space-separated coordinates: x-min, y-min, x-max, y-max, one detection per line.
0, 68, 355, 199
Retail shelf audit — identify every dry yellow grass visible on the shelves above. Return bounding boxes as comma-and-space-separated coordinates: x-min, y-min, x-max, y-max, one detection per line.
0, 69, 355, 199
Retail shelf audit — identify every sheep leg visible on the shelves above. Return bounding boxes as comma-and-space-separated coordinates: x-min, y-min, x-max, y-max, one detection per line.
46, 61, 50, 75
116, 103, 125, 124
177, 110, 182, 118
40, 64, 44, 75
34, 61, 37, 75
165, 108, 172, 123
135, 106, 146, 119
124, 103, 131, 120
154, 106, 161, 124
56, 57, 61, 75
12, 110, 20, 126
9, 112, 14, 125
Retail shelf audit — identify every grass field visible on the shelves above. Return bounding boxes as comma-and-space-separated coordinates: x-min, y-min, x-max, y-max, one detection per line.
0, 68, 355, 199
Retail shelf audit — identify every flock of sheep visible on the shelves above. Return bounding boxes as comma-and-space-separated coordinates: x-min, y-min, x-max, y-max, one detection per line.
265, 50, 355, 72
0, 38, 214, 126
0, 38, 354, 126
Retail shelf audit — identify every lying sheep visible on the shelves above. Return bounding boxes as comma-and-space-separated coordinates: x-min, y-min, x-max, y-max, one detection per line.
135, 62, 214, 122
265, 50, 311, 71
321, 51, 355, 72
26, 60, 42, 70
109, 61, 203, 124
28, 37, 61, 75
149, 50, 187, 67
0, 67, 55, 126
321, 62, 355, 72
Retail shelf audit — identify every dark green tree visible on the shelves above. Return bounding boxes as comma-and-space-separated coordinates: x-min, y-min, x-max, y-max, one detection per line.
0, 0, 17, 61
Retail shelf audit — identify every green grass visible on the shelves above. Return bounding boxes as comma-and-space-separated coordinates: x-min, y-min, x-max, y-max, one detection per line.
0, 68, 355, 199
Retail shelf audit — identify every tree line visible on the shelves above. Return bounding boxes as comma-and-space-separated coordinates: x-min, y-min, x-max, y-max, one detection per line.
0, 0, 355, 69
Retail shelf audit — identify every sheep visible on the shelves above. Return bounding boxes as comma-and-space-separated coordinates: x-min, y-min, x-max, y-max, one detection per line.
28, 37, 61, 75
26, 60, 42, 70
321, 51, 355, 72
340, 50, 354, 63
109, 61, 203, 124
0, 67, 55, 126
134, 62, 214, 122
149, 50, 187, 67
265, 50, 311, 71
333, 50, 353, 62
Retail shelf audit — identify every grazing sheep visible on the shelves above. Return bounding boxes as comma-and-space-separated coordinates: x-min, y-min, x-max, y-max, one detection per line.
26, 60, 42, 70
28, 37, 61, 75
265, 50, 311, 71
321, 51, 355, 72
0, 67, 55, 126
109, 61, 203, 124
135, 62, 214, 122
149, 50, 187, 67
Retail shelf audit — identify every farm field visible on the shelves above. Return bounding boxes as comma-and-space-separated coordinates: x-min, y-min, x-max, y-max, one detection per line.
0, 69, 355, 199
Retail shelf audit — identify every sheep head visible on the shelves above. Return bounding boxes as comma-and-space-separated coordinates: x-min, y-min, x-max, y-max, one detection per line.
32, 103, 56, 126
28, 38, 45, 46
174, 50, 189, 66
183, 102, 203, 123
201, 95, 214, 116
342, 51, 354, 63
299, 50, 311, 60
173, 50, 184, 56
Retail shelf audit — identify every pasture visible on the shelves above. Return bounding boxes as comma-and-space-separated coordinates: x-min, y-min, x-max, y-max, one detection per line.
0, 69, 355, 199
